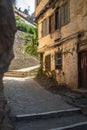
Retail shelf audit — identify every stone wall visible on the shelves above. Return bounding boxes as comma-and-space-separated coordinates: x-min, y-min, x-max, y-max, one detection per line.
9, 30, 40, 70
0, 0, 16, 129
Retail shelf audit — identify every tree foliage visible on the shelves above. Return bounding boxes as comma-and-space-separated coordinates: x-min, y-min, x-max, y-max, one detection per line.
21, 28, 39, 58
16, 20, 35, 34
15, 14, 39, 58
23, 9, 29, 15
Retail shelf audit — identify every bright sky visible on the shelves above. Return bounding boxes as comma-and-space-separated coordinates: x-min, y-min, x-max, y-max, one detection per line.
16, 0, 35, 14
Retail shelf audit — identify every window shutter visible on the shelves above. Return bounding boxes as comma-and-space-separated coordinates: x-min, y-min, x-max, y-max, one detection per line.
60, 3, 69, 26
42, 18, 49, 37
45, 19, 47, 35
49, 14, 55, 33
60, 6, 65, 26
47, 18, 49, 34
64, 3, 69, 24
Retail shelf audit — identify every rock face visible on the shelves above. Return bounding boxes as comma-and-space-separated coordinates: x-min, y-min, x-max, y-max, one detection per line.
0, 0, 16, 130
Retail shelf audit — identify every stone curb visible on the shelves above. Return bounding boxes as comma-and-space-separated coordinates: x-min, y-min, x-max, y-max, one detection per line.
51, 121, 87, 130
13, 108, 81, 122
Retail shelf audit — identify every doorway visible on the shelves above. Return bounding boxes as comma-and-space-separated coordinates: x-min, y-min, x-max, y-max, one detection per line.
78, 51, 87, 88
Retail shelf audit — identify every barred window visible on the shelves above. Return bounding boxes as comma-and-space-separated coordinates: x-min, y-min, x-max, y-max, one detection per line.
45, 55, 51, 71
55, 52, 62, 69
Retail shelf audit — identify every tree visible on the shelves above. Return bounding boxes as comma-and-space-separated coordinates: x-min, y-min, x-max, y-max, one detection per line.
23, 9, 29, 15
29, 12, 36, 22
23, 6, 30, 15
18, 7, 22, 12
22, 28, 39, 58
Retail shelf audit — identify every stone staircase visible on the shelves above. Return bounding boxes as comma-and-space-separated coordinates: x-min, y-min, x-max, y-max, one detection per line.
12, 108, 87, 130
4, 65, 40, 78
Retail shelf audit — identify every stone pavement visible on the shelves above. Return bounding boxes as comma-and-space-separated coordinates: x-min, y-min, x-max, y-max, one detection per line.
3, 77, 74, 117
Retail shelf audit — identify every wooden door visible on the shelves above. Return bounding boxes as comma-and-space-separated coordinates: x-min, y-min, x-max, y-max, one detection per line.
79, 51, 87, 88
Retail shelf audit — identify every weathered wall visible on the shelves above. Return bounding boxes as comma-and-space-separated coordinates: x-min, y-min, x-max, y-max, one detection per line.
35, 0, 49, 17
37, 0, 87, 51
0, 0, 16, 129
36, 0, 87, 88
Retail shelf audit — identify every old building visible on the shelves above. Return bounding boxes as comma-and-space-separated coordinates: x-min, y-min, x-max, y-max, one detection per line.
35, 0, 87, 89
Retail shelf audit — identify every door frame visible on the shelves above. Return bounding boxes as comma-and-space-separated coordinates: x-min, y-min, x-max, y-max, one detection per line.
78, 50, 87, 88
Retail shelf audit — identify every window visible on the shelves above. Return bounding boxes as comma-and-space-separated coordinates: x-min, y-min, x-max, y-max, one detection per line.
45, 55, 51, 71
42, 3, 69, 37
49, 14, 55, 33
60, 3, 69, 26
55, 3, 69, 29
55, 8, 60, 29
42, 18, 49, 37
55, 52, 62, 69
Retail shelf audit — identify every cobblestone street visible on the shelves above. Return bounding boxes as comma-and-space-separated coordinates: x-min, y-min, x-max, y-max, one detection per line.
3, 77, 87, 130
3, 77, 74, 116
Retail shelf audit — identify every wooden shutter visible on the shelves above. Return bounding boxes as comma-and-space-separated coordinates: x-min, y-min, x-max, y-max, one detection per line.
60, 5, 65, 26
64, 3, 69, 24
60, 3, 69, 26
47, 18, 49, 34
49, 14, 55, 33
42, 19, 46, 36
42, 18, 49, 37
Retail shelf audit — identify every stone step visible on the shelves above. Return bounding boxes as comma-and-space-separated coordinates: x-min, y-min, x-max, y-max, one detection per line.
4, 68, 39, 78
13, 108, 87, 130
14, 108, 81, 122
51, 121, 87, 130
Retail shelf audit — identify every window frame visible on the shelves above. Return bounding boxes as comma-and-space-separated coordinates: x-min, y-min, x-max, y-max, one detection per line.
45, 54, 51, 71
55, 51, 62, 70
42, 18, 49, 37
55, 2, 69, 30
60, 2, 69, 27
55, 7, 60, 30
49, 14, 55, 33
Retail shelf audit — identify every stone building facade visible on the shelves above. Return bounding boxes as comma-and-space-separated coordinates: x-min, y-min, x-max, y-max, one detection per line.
35, 0, 87, 89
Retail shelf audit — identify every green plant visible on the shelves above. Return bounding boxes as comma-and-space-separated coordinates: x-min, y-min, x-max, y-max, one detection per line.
16, 20, 35, 34
21, 28, 39, 58
36, 66, 43, 77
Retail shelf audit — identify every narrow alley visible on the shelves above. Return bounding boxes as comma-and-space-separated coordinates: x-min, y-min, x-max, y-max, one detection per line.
0, 0, 87, 129
3, 76, 87, 130
3, 77, 74, 116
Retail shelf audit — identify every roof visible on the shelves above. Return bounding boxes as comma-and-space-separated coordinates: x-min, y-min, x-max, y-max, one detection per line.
15, 9, 37, 27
